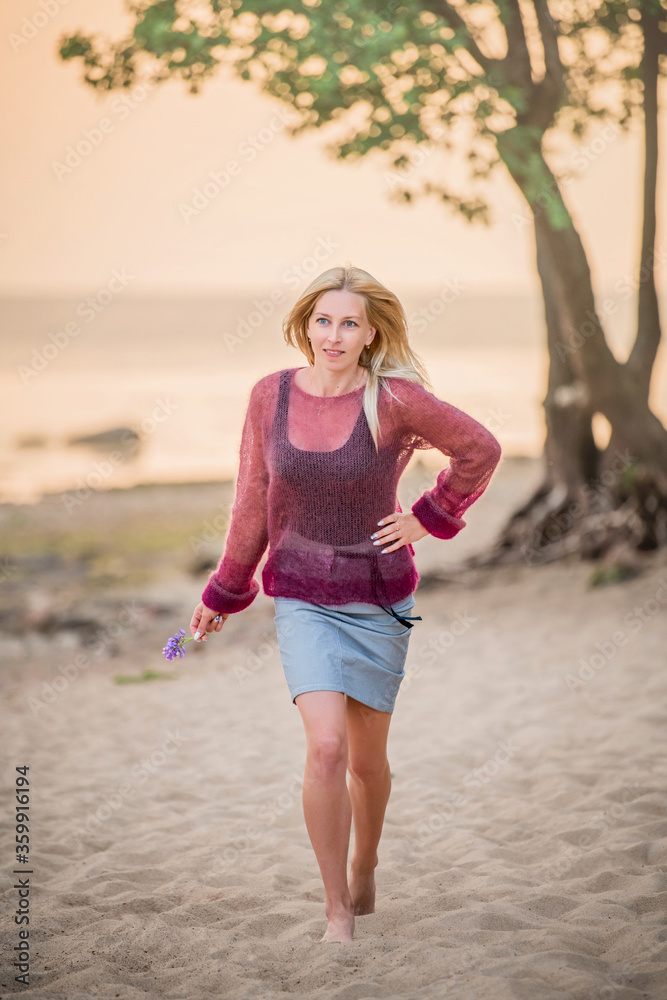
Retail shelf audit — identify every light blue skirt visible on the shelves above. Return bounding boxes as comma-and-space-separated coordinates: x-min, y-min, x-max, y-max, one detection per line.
273, 594, 416, 714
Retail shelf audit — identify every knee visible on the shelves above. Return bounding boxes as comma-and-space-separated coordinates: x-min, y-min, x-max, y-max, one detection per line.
306, 733, 348, 777
347, 755, 389, 785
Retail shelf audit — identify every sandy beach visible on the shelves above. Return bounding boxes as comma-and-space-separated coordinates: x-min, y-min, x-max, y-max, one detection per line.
2, 456, 667, 999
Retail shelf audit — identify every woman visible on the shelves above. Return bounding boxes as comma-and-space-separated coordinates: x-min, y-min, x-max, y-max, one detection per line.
190, 266, 502, 943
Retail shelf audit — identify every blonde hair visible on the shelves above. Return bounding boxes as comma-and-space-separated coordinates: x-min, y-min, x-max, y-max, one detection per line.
282, 266, 431, 449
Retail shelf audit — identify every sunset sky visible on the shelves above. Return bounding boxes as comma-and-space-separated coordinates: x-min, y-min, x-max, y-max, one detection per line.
2, 0, 665, 299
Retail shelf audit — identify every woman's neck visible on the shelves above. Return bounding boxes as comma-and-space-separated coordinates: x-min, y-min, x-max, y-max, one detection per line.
305, 363, 367, 397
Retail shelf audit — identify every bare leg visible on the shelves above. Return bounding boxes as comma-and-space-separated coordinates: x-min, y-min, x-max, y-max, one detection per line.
295, 691, 355, 942
345, 695, 393, 916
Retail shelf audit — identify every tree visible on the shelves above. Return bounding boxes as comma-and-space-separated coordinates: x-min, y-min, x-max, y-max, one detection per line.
58, 0, 667, 570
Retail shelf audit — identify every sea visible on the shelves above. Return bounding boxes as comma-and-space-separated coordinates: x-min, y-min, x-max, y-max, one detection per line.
1, 290, 664, 504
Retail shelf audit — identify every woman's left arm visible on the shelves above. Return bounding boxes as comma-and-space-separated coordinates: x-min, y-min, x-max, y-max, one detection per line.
372, 380, 502, 553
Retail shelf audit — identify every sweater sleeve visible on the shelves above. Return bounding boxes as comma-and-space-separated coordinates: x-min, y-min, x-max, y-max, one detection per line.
201, 379, 270, 613
389, 378, 502, 540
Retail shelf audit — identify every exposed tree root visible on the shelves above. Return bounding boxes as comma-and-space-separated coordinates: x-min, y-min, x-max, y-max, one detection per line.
469, 468, 667, 576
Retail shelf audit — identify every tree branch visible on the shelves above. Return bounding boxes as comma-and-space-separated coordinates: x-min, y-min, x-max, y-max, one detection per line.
530, 0, 565, 127
533, 0, 563, 84
498, 0, 533, 90
418, 1, 495, 75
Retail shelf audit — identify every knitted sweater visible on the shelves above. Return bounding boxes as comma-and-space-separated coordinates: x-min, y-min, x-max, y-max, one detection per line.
201, 367, 502, 614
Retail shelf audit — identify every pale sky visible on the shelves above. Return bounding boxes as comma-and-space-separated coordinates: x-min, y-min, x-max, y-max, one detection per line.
1, 0, 665, 297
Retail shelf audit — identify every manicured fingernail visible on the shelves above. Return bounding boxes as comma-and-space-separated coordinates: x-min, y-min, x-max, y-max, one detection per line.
381, 549, 388, 554
377, 520, 384, 526
194, 631, 200, 639
370, 533, 376, 539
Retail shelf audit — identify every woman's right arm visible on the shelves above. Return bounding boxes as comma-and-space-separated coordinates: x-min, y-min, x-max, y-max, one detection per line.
200, 379, 270, 615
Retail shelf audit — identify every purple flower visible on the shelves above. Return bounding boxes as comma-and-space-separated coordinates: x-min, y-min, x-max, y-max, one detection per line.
161, 627, 193, 661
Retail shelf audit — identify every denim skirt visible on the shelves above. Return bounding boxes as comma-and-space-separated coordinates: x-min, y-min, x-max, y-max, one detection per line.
273, 593, 416, 714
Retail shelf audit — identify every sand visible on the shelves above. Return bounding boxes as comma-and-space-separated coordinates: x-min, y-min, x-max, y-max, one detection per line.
1, 457, 667, 999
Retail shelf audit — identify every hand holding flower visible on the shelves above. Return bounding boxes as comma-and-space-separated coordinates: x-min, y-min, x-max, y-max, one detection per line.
190, 601, 229, 642
161, 606, 228, 661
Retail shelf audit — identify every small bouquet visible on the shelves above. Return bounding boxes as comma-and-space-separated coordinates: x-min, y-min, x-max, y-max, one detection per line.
162, 628, 192, 661
161, 615, 222, 660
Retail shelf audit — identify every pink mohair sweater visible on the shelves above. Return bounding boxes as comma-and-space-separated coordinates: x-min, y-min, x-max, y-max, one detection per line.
201, 367, 502, 614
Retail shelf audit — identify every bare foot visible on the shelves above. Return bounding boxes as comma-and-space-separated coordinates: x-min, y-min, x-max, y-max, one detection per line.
320, 905, 355, 942
349, 866, 376, 916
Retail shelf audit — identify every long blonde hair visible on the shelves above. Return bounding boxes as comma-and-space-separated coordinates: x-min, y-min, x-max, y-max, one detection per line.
282, 266, 431, 449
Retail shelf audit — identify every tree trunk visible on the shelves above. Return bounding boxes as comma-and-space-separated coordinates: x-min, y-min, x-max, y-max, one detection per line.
485, 121, 667, 568
536, 223, 599, 498
597, 6, 666, 554
497, 126, 667, 475
492, 225, 601, 564
534, 212, 667, 476
626, 5, 663, 396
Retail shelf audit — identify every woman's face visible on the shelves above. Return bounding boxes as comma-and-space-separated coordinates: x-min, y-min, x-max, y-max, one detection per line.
306, 289, 376, 369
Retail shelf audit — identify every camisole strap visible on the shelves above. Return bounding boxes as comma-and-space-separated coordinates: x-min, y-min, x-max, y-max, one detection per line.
274, 368, 292, 440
